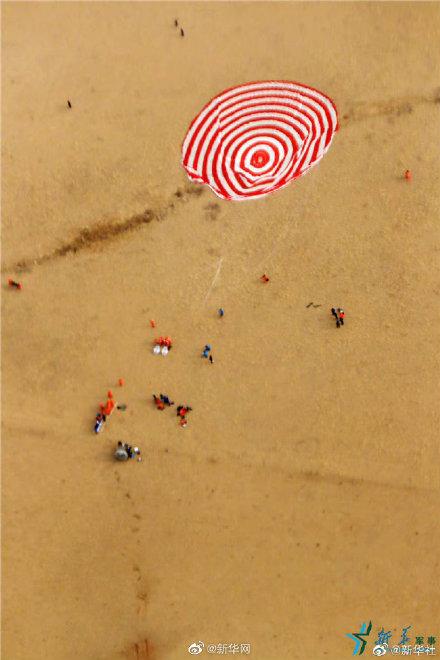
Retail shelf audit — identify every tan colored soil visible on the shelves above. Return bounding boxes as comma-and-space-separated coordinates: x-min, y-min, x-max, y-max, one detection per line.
2, 2, 440, 659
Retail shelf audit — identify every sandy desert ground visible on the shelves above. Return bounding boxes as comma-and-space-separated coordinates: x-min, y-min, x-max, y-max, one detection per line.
2, 2, 440, 659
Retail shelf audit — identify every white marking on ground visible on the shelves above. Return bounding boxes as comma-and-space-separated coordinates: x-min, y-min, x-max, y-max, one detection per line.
203, 257, 223, 304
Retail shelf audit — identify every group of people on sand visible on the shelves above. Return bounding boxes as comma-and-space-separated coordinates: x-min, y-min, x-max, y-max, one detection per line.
153, 393, 192, 427
114, 441, 142, 462
176, 405, 192, 428
153, 394, 174, 410
94, 390, 117, 433
331, 307, 345, 328
92, 389, 142, 462
94, 303, 345, 460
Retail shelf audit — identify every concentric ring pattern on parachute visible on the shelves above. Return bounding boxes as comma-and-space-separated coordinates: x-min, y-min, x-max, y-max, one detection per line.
181, 81, 339, 201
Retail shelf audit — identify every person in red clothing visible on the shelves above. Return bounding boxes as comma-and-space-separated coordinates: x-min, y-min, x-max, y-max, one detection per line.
177, 405, 192, 417
338, 308, 345, 326
176, 405, 192, 427
103, 398, 115, 416
153, 395, 165, 410
155, 336, 173, 349
8, 278, 22, 290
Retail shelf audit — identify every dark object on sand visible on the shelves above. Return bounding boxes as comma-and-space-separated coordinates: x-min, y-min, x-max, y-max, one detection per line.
115, 441, 139, 461
331, 308, 338, 318
67, 100, 72, 108
180, 28, 185, 37
160, 394, 174, 406
174, 19, 178, 27
209, 355, 213, 364
115, 442, 129, 461
8, 278, 22, 290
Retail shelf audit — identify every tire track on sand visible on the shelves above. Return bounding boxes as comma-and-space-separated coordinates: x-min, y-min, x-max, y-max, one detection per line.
4, 183, 204, 274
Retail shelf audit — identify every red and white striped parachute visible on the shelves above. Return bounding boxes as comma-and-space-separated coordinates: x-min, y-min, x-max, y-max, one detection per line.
181, 81, 338, 201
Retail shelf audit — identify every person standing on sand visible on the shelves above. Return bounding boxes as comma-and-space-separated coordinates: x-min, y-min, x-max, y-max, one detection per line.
331, 307, 342, 328
94, 412, 106, 433
202, 344, 211, 359
177, 405, 192, 417
177, 405, 192, 428
153, 395, 165, 410
104, 399, 115, 416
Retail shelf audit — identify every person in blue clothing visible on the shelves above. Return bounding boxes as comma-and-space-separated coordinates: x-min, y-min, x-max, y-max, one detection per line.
202, 344, 211, 358
94, 412, 106, 433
